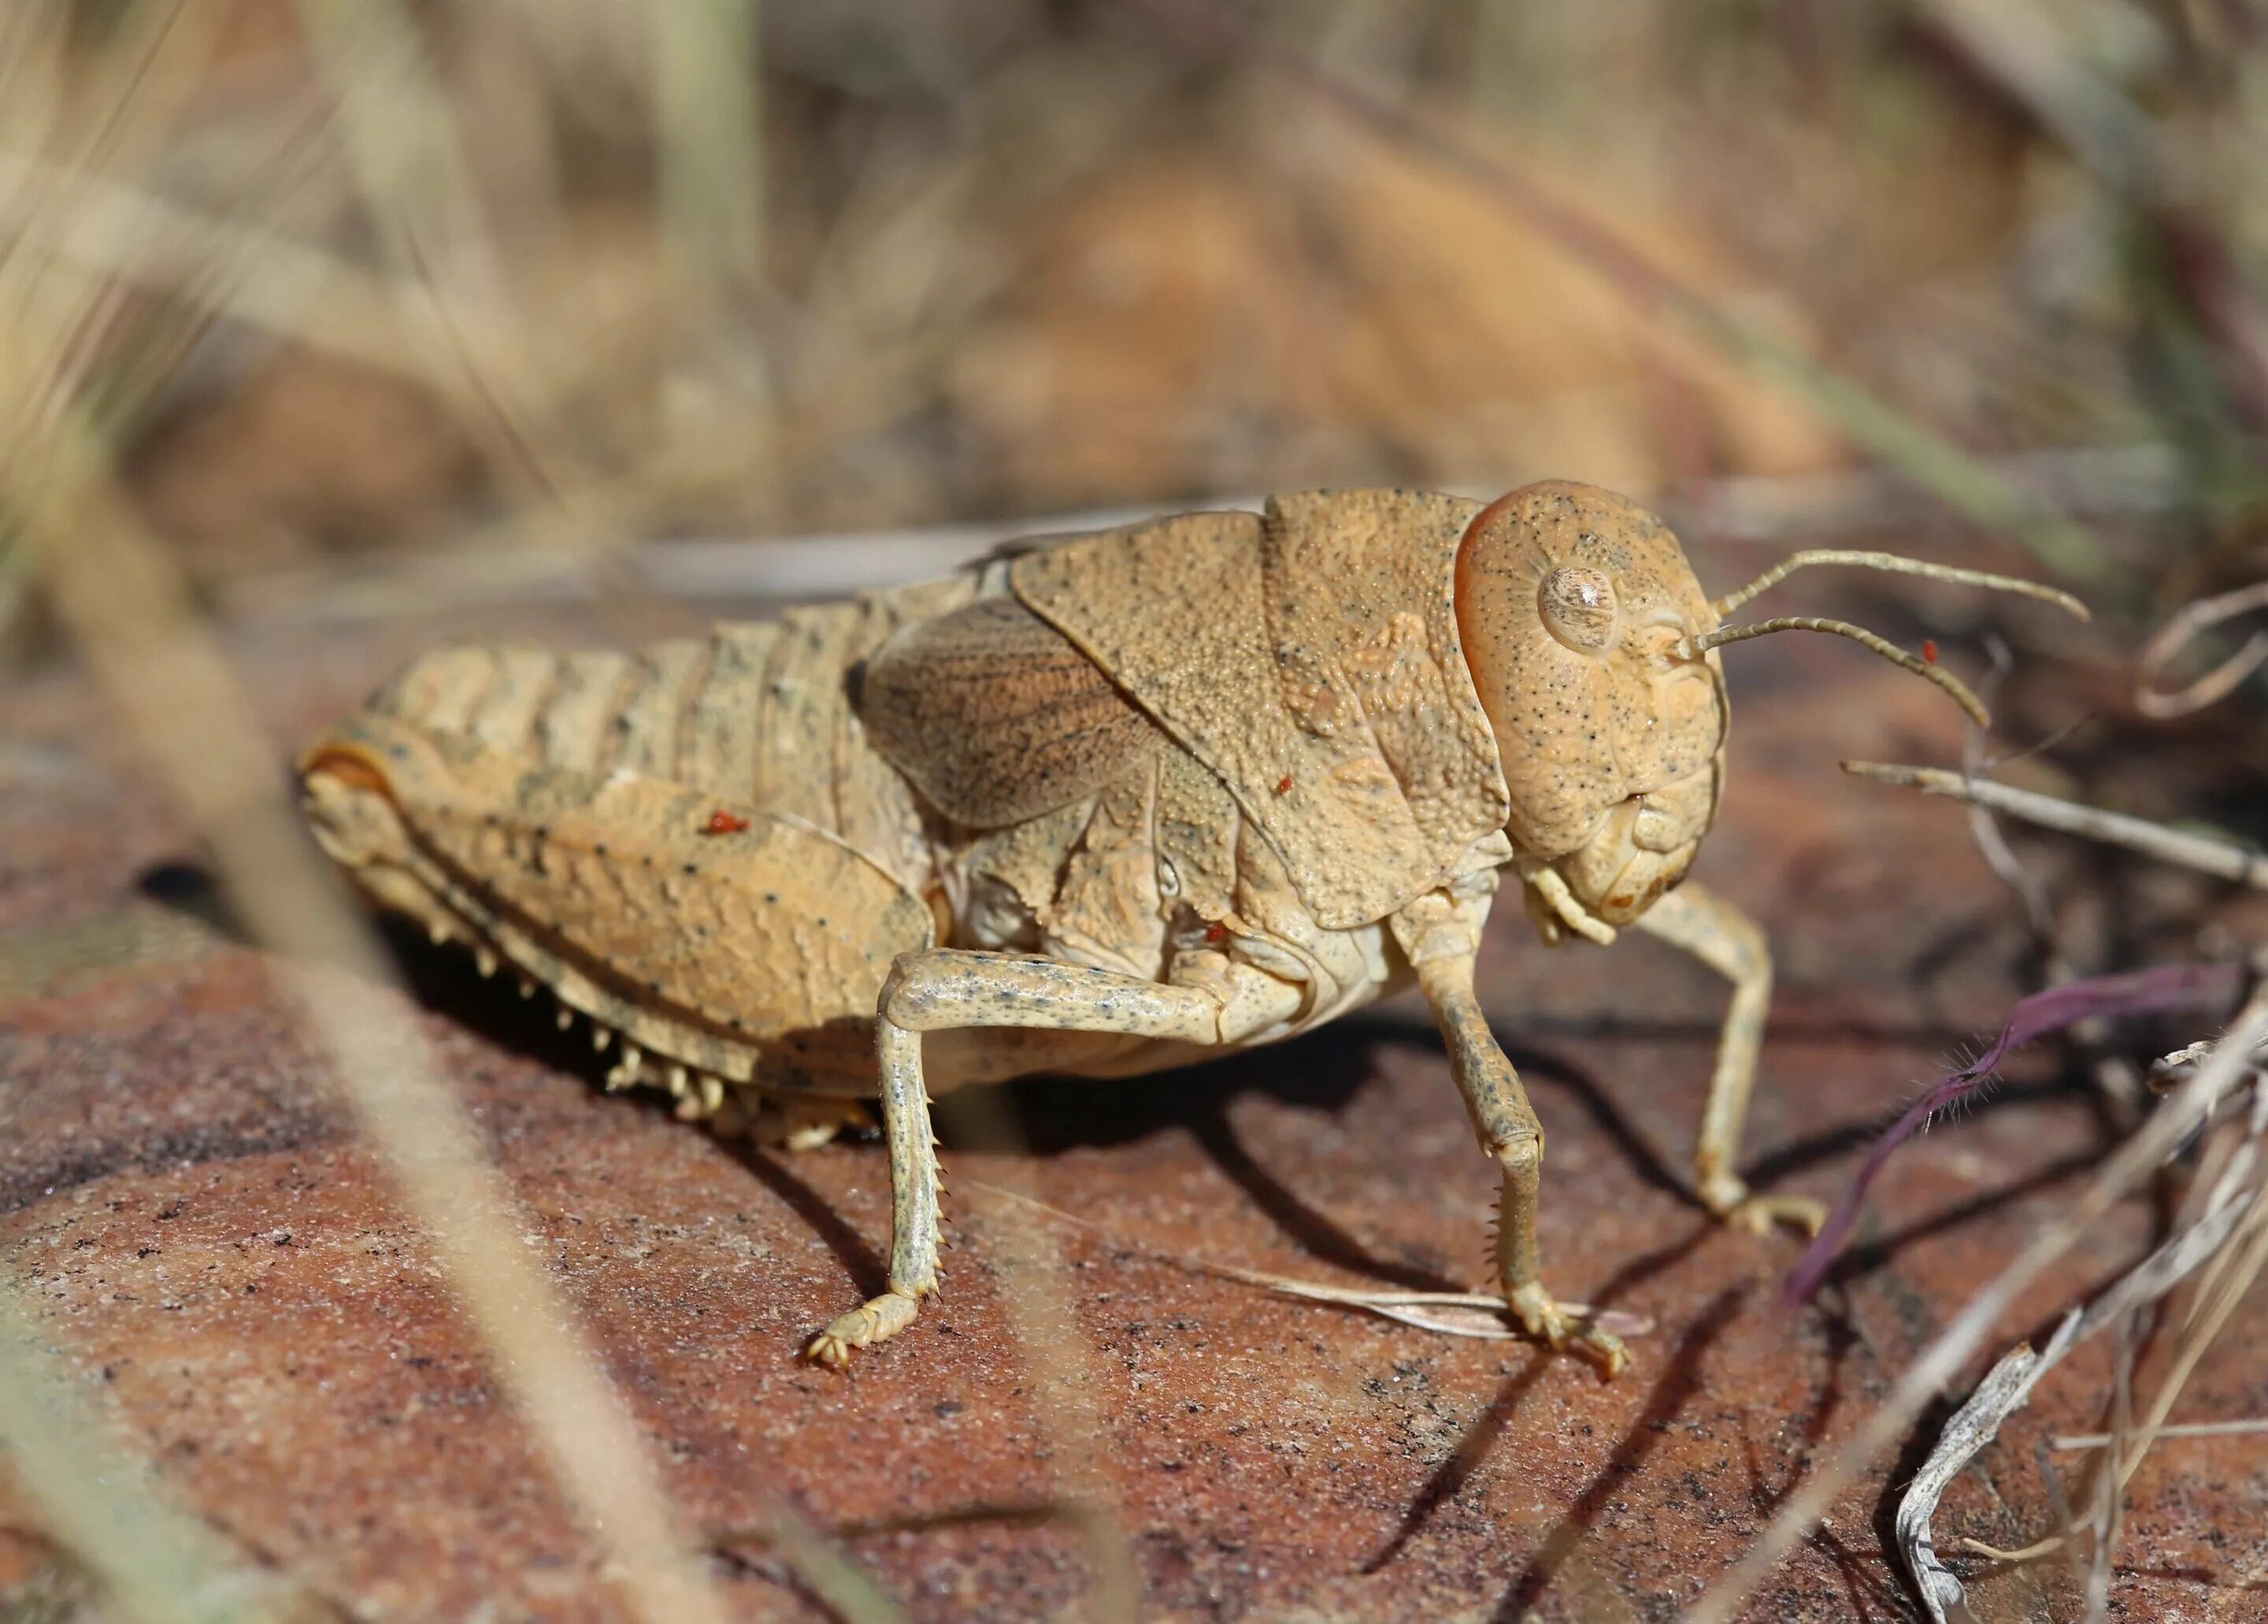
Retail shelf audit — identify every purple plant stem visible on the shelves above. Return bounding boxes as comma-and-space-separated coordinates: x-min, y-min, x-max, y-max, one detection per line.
1781, 962, 2244, 1307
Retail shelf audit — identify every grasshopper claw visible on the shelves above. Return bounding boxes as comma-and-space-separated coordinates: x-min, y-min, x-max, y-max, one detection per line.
1508, 1282, 1630, 1378
803, 1288, 923, 1369
1703, 1177, 1827, 1237
1732, 1193, 1828, 1237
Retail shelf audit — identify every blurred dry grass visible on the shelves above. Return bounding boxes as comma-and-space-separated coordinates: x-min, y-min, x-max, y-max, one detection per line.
9, 0, 2267, 630
6, 2, 2268, 1620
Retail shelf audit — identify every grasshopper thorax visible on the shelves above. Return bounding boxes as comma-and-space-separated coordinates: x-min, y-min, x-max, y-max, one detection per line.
1454, 481, 1727, 940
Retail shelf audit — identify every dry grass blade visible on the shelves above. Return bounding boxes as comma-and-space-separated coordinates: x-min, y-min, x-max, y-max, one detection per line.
650, 1, 764, 305
1687, 985, 2268, 1624
0, 154, 410, 375
647, 1, 773, 503
959, 1179, 1654, 1348
0, 1281, 310, 1624
1914, 1099, 2266, 1608
1841, 761, 2268, 888
0, 18, 377, 1605
2052, 1416, 2268, 1450
1681, 618, 1992, 726
0, 532, 28, 652
2085, 1314, 2136, 1621
2118, 1184, 2268, 1487
0, 12, 847, 1603
1119, 0, 2125, 591
1708, 548, 2092, 621
1198, 1263, 1655, 1343
287, 0, 572, 496
1892, 1336, 2048, 1622
21, 427, 769, 1623
939, 1099, 1141, 1623
8, 258, 893, 1609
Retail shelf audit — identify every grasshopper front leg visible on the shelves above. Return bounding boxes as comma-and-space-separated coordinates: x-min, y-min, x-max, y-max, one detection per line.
805, 951, 1223, 1368
1417, 953, 1629, 1377
1633, 880, 1825, 1236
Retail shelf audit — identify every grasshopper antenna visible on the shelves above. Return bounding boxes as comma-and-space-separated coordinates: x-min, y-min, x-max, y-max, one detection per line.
1677, 617, 1994, 726
1691, 551, 2092, 727
1710, 551, 2092, 622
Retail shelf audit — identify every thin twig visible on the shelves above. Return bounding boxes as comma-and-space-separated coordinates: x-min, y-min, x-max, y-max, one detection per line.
1961, 640, 2145, 1120
2052, 1416, 2268, 1450
959, 1179, 1655, 1344
1842, 761, 2268, 888
1962, 640, 2057, 944
2085, 1313, 2136, 1622
1688, 988, 2268, 1624
1199, 1262, 1655, 1342
2135, 579, 2268, 719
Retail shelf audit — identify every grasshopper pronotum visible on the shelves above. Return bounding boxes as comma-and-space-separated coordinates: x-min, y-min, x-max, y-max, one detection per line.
300, 483, 2084, 1374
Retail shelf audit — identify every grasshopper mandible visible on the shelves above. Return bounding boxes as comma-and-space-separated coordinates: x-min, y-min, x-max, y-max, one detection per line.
299, 483, 2085, 1374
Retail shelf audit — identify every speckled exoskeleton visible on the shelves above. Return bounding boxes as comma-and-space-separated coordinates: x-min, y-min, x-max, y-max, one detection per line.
299, 483, 2084, 1374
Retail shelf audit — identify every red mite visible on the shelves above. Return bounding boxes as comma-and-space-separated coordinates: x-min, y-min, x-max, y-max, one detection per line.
1203, 922, 1228, 945
702, 810, 751, 835
1922, 640, 1939, 666
1273, 775, 1293, 795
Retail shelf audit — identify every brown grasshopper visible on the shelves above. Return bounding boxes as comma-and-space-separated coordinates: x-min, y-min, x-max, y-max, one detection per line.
298, 483, 2085, 1374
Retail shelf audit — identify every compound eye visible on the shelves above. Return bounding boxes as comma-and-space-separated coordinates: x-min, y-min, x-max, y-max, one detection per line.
1538, 565, 1618, 654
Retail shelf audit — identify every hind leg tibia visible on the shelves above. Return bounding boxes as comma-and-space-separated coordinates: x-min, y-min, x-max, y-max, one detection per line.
804, 951, 1221, 1367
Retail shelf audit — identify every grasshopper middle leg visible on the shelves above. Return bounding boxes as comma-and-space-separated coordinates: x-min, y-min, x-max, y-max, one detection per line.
1634, 880, 1826, 1235
804, 951, 1223, 1368
1417, 952, 1629, 1377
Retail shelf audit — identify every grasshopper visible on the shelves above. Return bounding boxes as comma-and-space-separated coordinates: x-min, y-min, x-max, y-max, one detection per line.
299, 483, 2085, 1374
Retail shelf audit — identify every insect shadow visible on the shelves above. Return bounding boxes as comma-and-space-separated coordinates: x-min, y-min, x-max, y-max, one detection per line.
1359, 1285, 1748, 1604
135, 861, 2123, 1322
135, 859, 246, 936
953, 1005, 1702, 1300
1493, 1286, 1750, 1617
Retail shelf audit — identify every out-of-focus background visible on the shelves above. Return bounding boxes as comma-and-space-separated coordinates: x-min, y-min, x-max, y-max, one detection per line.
3, 0, 2264, 638
7, 6, 2268, 1623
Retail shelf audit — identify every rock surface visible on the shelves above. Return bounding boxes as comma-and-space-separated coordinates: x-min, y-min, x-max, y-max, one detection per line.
3, 589, 2262, 1622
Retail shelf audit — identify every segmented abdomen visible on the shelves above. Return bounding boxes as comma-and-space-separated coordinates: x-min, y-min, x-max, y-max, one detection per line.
365, 574, 983, 893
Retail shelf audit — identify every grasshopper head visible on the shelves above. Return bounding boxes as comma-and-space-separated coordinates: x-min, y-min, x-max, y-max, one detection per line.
1455, 481, 1725, 941
1451, 482, 2089, 944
